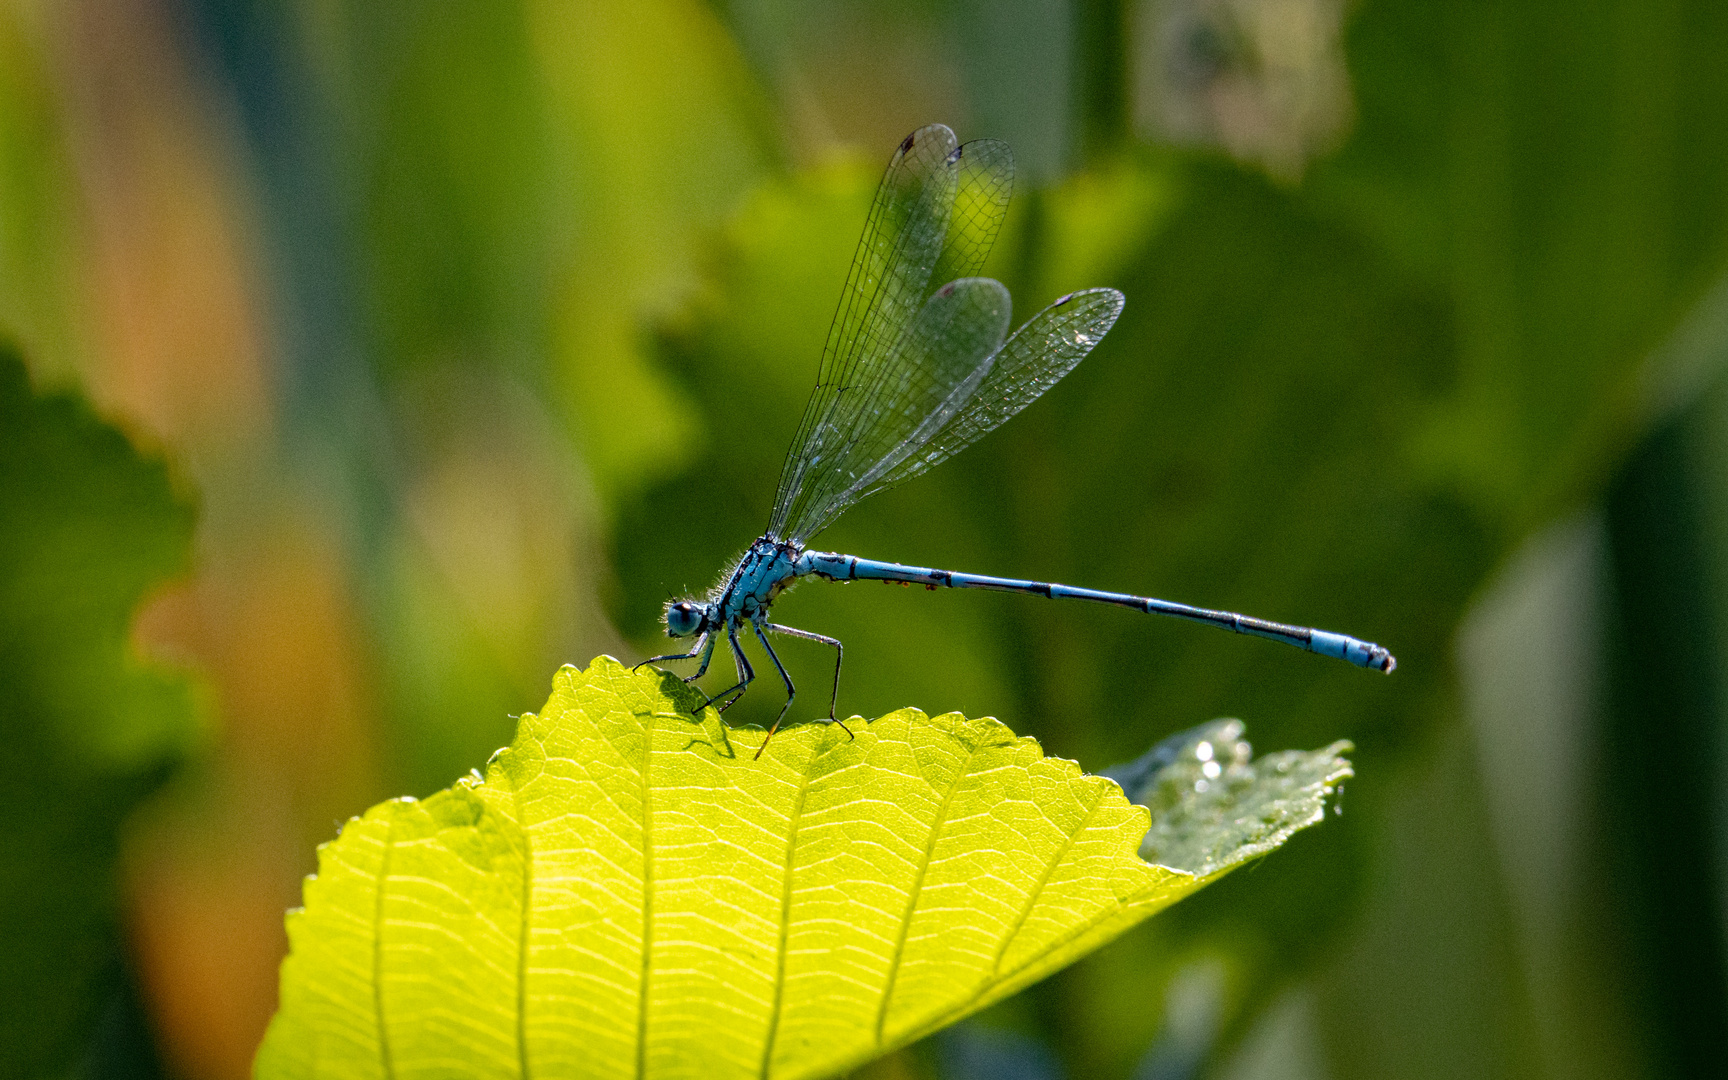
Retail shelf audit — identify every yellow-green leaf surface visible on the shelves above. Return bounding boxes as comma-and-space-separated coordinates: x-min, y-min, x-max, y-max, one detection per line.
258, 657, 1345, 1080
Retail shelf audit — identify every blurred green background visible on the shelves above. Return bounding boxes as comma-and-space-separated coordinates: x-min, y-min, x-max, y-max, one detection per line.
2, 0, 1726, 1077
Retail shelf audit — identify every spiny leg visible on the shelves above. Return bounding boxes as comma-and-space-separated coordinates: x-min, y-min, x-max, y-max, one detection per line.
636, 631, 712, 675
701, 629, 754, 715
636, 633, 716, 714
684, 633, 718, 681
766, 622, 851, 739
751, 622, 799, 760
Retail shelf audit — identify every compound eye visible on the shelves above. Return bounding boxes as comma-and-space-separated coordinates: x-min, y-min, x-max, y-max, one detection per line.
665, 601, 702, 637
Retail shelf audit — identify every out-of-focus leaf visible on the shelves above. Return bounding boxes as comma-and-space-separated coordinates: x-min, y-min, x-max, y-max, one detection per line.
256, 657, 1348, 1080
1032, 157, 1182, 306
353, 0, 553, 385
1261, 4, 1728, 1074
1317, 0, 1728, 520
0, 9, 89, 384
0, 348, 199, 764
535, 0, 775, 499
0, 343, 199, 1076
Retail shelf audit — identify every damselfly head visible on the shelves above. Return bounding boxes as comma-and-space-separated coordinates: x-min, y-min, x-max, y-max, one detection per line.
664, 600, 705, 637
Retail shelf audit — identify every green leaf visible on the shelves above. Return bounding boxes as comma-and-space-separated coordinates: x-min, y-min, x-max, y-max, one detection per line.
257, 657, 1350, 1079
1106, 719, 1353, 877
0, 342, 200, 1075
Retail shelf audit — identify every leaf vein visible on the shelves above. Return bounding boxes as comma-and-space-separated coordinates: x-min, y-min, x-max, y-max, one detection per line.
635, 719, 654, 1080
510, 764, 534, 1080
758, 750, 819, 1079
874, 742, 985, 1046
372, 810, 399, 1080
990, 786, 1107, 979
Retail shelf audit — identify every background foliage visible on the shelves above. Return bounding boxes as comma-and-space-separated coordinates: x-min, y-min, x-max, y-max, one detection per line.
1, 0, 1725, 1078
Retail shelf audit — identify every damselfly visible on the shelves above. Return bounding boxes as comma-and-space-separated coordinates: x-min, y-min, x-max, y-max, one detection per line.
643, 125, 1394, 756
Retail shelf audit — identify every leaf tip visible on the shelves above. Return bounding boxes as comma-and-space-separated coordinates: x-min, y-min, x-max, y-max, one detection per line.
1105, 719, 1354, 877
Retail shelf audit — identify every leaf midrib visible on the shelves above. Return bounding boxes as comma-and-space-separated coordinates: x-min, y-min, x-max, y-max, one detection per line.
510, 772, 533, 1080
373, 810, 399, 1080
873, 741, 984, 1046
635, 720, 654, 1080
757, 755, 818, 1079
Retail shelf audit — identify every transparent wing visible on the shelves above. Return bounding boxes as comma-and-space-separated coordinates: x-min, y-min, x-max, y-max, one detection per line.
779, 277, 1013, 543
929, 138, 1014, 289
768, 124, 961, 537
768, 129, 1016, 540
860, 288, 1126, 496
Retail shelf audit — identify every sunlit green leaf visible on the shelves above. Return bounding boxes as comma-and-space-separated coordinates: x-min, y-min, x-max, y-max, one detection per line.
257, 657, 1349, 1079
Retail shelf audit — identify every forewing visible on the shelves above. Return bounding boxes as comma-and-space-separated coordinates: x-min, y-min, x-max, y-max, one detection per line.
781, 278, 1013, 542
769, 125, 961, 538
868, 288, 1126, 493
929, 138, 1014, 289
